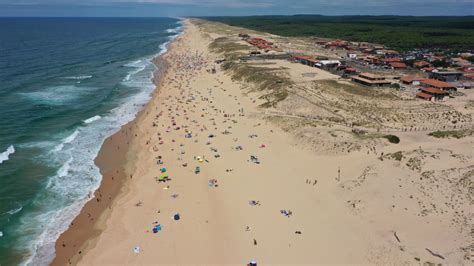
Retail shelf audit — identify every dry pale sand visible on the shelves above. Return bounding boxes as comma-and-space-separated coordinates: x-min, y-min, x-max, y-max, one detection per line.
60, 19, 472, 265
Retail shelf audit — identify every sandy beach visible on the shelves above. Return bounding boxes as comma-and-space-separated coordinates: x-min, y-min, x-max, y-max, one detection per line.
52, 19, 473, 265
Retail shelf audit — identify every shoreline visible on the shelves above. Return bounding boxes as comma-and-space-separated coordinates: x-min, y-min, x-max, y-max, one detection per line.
50, 31, 176, 266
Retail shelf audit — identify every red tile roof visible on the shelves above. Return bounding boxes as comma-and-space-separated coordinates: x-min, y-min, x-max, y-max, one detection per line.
400, 75, 425, 83
416, 92, 433, 99
421, 79, 455, 89
383, 58, 402, 63
414, 61, 430, 67
464, 73, 474, 79
420, 87, 447, 95
390, 62, 407, 68
292, 55, 314, 61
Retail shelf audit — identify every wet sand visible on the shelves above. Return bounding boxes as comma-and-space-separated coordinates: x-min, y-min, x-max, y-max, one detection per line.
51, 54, 170, 266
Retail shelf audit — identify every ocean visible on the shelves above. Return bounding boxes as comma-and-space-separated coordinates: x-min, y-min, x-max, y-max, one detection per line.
0, 17, 181, 265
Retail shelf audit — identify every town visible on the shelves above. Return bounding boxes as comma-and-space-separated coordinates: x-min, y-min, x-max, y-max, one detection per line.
239, 33, 474, 102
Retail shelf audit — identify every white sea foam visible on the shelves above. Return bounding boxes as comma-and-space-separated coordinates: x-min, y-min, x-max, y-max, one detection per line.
123, 60, 147, 82
56, 157, 73, 178
22, 21, 184, 266
63, 130, 79, 144
7, 205, 23, 215
52, 130, 80, 152
83, 115, 101, 124
20, 85, 98, 106
64, 75, 92, 80
0, 145, 15, 164
19, 141, 55, 150
166, 27, 180, 34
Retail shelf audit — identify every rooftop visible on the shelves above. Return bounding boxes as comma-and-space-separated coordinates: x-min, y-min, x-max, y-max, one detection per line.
420, 87, 447, 95
421, 79, 455, 88
390, 62, 407, 68
416, 92, 433, 99
359, 72, 385, 80
352, 76, 390, 84
400, 75, 425, 83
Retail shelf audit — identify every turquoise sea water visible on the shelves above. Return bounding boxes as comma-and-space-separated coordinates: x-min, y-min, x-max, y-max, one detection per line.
0, 17, 181, 265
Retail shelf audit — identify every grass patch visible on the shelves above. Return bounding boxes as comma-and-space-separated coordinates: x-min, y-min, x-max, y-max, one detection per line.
209, 37, 249, 54
321, 80, 397, 99
389, 151, 404, 161
383, 134, 400, 144
209, 36, 293, 106
428, 129, 473, 139
353, 132, 400, 144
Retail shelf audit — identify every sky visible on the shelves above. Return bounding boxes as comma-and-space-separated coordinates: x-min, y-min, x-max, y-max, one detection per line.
0, 0, 472, 17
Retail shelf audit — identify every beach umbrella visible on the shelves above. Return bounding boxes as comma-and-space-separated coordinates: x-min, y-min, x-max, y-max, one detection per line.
152, 224, 162, 233
161, 167, 167, 173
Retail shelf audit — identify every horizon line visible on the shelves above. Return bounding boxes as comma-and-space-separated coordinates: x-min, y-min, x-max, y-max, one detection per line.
1, 14, 473, 18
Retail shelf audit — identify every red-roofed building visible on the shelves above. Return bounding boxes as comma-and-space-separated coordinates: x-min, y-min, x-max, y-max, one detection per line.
351, 73, 391, 86
416, 92, 433, 100
420, 79, 456, 91
400, 75, 425, 85
390, 62, 407, 69
247, 37, 273, 50
459, 64, 474, 72
290, 55, 319, 67
382, 58, 402, 64
344, 67, 358, 74
416, 87, 449, 101
414, 60, 430, 68
464, 73, 474, 79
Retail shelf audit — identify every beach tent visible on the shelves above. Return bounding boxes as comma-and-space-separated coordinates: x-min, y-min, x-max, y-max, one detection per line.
152, 224, 162, 233
159, 173, 169, 182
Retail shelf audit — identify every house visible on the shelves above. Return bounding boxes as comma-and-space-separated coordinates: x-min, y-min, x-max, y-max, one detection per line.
400, 75, 425, 85
382, 58, 402, 64
430, 70, 463, 82
451, 57, 470, 66
414, 60, 430, 68
390, 62, 407, 69
416, 87, 449, 101
420, 79, 457, 91
343, 67, 358, 74
464, 73, 474, 80
316, 60, 341, 69
247, 37, 273, 50
427, 55, 445, 62
421, 67, 435, 73
290, 55, 319, 67
363, 56, 381, 65
351, 73, 391, 86
459, 64, 474, 73
377, 50, 400, 57
347, 53, 358, 59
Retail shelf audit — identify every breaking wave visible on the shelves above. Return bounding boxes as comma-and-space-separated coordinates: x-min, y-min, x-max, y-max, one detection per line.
0, 145, 15, 164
